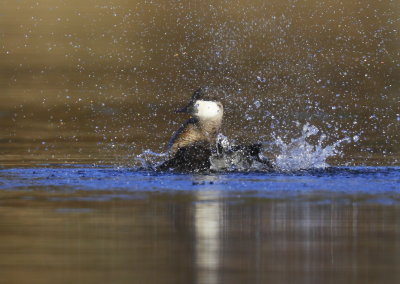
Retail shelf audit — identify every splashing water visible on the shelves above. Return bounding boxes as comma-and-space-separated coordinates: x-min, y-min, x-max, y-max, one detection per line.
272, 123, 349, 172
210, 124, 348, 172
134, 124, 349, 172
207, 133, 272, 172
135, 150, 168, 170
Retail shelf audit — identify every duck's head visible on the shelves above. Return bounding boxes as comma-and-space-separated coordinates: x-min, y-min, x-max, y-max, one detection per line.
176, 86, 224, 121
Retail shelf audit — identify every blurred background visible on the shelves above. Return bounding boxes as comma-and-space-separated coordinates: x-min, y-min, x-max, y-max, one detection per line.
0, 0, 399, 165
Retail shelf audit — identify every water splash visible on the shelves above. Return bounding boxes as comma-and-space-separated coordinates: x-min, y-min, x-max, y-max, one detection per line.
209, 134, 272, 172
135, 150, 167, 170
272, 123, 350, 172
134, 124, 350, 172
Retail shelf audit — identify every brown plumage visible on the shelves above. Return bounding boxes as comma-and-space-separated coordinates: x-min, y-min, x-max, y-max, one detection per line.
169, 116, 222, 154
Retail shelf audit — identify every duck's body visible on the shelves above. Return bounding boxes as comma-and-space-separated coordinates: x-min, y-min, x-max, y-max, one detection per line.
169, 115, 222, 154
158, 87, 272, 172
168, 88, 223, 154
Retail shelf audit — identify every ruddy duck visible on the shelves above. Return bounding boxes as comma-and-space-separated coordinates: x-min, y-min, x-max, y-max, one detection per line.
158, 87, 272, 172
169, 86, 223, 154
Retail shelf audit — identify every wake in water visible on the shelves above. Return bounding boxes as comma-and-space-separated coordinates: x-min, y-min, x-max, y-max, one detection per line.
135, 123, 349, 173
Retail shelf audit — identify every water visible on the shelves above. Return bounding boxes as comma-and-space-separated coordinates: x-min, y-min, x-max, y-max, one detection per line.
1, 165, 399, 200
1, 129, 399, 284
1, 165, 400, 284
1, 0, 399, 163
1, 0, 399, 283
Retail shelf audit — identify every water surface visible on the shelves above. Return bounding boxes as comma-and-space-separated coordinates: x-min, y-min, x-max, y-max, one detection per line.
1, 0, 399, 283
1, 165, 399, 284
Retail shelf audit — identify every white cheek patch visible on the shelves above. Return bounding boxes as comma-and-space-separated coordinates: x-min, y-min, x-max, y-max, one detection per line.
195, 100, 222, 119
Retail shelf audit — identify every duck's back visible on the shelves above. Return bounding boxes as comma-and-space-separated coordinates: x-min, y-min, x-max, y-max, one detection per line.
169, 119, 210, 153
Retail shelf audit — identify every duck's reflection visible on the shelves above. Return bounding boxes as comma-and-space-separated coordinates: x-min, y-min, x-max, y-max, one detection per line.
192, 175, 222, 284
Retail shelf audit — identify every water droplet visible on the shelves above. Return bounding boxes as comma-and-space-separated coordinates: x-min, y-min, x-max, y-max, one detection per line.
245, 114, 253, 121
254, 100, 261, 108
256, 76, 266, 83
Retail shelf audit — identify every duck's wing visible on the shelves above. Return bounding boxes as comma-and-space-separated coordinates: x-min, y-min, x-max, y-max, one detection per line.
168, 118, 203, 153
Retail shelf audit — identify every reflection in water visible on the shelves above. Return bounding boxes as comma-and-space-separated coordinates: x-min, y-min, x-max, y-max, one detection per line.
0, 188, 400, 284
193, 177, 222, 284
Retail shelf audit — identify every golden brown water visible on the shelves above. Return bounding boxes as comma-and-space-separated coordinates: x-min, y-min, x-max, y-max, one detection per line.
1, 1, 400, 283
0, 0, 399, 165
